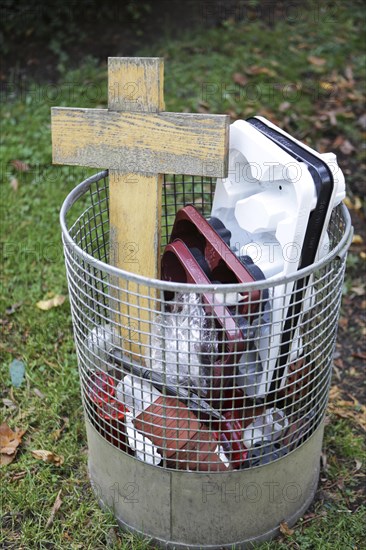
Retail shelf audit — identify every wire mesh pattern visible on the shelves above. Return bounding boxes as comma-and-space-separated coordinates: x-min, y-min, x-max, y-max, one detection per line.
61, 171, 351, 472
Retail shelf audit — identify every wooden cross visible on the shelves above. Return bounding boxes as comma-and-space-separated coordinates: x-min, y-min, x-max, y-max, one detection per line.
52, 57, 229, 360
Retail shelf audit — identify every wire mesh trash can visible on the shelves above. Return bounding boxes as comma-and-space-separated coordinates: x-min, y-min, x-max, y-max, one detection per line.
60, 170, 352, 548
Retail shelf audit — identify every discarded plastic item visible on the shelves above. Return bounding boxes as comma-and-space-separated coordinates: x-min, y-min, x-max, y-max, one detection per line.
111, 349, 248, 468
244, 442, 285, 467
168, 205, 261, 313
133, 396, 228, 471
145, 292, 218, 391
281, 412, 315, 453
115, 375, 162, 465
87, 371, 130, 452
116, 374, 161, 417
243, 412, 315, 467
246, 117, 345, 396
211, 117, 346, 396
126, 413, 162, 466
84, 323, 118, 372
243, 408, 288, 449
161, 244, 245, 403
113, 351, 222, 422
89, 371, 126, 420
162, 206, 274, 403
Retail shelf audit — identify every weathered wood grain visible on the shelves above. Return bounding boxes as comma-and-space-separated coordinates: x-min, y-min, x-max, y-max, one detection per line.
108, 57, 164, 112
51, 107, 229, 176
107, 58, 164, 359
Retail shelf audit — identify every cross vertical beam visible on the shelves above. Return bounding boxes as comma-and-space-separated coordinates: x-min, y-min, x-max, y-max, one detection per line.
108, 58, 164, 359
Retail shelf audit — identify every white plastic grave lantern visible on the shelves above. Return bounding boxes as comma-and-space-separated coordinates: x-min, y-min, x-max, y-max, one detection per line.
211, 117, 345, 397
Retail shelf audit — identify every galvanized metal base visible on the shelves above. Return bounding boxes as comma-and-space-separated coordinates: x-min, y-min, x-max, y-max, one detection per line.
87, 419, 323, 549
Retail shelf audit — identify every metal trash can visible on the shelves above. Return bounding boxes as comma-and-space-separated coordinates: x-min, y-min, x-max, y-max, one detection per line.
60, 170, 352, 548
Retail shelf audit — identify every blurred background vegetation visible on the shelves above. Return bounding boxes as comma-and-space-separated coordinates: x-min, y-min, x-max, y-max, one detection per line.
1, 1, 365, 548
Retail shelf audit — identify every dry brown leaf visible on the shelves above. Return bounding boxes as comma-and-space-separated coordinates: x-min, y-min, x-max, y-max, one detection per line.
279, 521, 295, 536
0, 422, 26, 466
308, 55, 326, 66
352, 234, 364, 245
36, 295, 65, 311
245, 65, 275, 77
11, 159, 30, 172
329, 385, 341, 400
232, 72, 248, 87
31, 450, 64, 466
10, 177, 19, 192
46, 489, 63, 528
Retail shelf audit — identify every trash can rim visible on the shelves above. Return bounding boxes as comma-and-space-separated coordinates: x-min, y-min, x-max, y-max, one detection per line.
60, 170, 353, 293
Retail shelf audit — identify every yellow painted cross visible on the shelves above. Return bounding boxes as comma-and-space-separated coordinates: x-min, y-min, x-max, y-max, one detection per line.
52, 57, 229, 360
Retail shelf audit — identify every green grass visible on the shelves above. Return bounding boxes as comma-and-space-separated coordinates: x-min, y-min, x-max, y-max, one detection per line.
1, 1, 365, 548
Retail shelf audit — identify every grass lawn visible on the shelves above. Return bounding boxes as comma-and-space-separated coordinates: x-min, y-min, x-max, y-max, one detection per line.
1, 1, 365, 548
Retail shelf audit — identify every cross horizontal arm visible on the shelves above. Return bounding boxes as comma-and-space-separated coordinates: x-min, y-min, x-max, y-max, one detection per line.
51, 107, 229, 177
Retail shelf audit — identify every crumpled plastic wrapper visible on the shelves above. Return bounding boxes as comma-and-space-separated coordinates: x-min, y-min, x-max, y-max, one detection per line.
125, 413, 162, 466
243, 407, 289, 448
84, 322, 119, 372
116, 375, 162, 466
146, 293, 218, 392
116, 375, 161, 418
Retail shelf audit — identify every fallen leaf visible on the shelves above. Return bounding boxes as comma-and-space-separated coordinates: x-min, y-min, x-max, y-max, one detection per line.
11, 160, 30, 172
308, 55, 326, 66
354, 459, 362, 472
10, 177, 19, 191
279, 521, 294, 536
245, 65, 276, 77
31, 449, 64, 466
46, 489, 62, 528
9, 359, 26, 388
51, 418, 69, 442
339, 139, 355, 155
320, 81, 333, 92
352, 234, 363, 245
350, 284, 364, 296
0, 423, 26, 466
36, 295, 65, 311
232, 72, 248, 87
